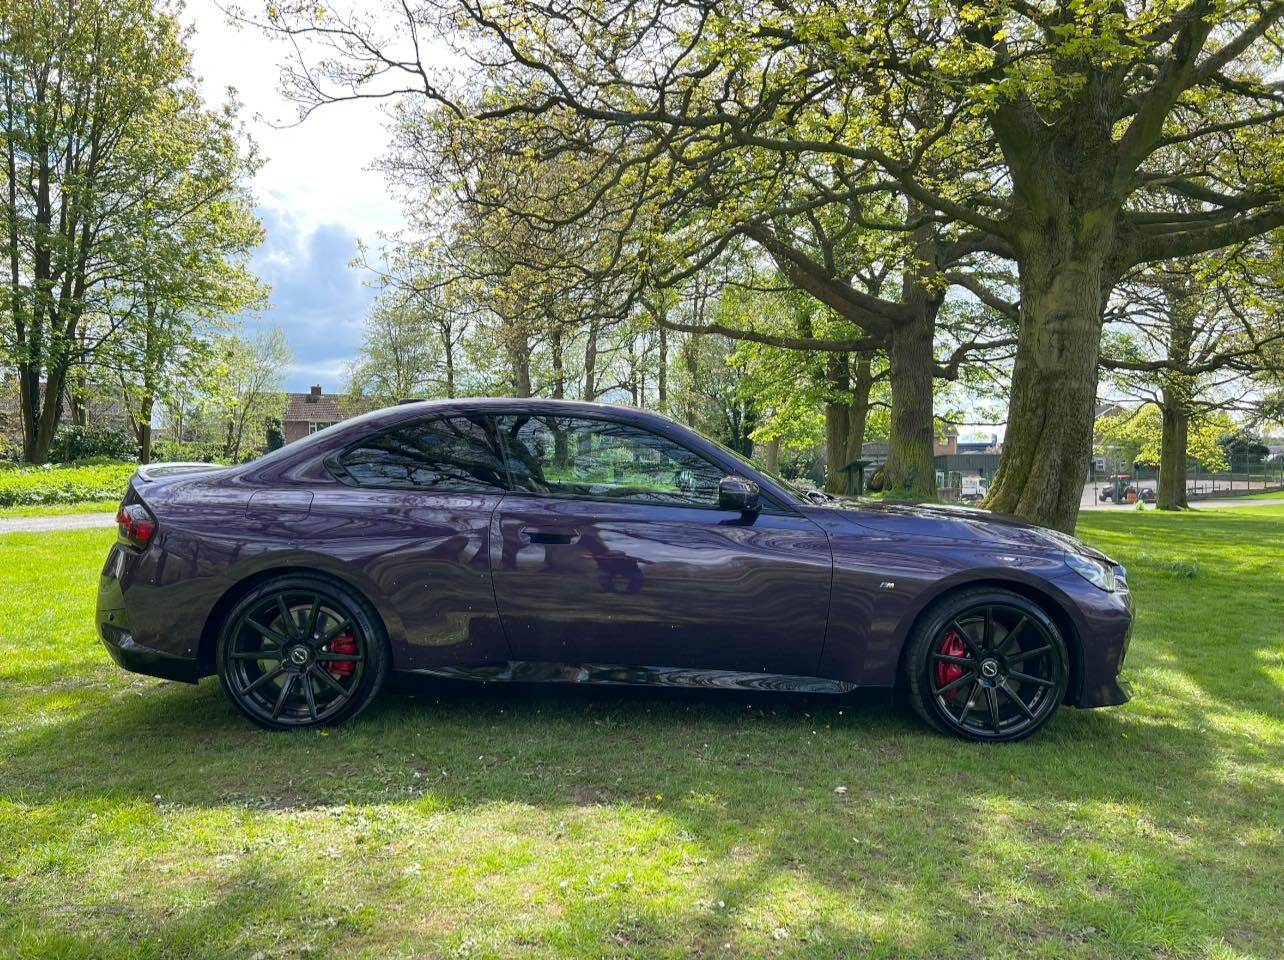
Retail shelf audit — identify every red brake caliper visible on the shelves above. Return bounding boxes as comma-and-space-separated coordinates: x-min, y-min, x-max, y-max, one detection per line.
327, 632, 358, 680
935, 629, 966, 694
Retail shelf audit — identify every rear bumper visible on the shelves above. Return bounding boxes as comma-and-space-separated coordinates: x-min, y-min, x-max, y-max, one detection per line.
98, 553, 201, 684
99, 620, 202, 684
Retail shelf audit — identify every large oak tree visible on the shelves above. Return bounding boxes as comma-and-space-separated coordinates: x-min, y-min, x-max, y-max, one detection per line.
261, 0, 1284, 530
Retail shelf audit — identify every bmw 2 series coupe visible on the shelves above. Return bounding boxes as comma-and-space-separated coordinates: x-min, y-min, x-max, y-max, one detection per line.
98, 399, 1132, 741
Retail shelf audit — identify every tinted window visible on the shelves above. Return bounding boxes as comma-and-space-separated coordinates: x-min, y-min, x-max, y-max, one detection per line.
496, 414, 724, 506
337, 416, 506, 492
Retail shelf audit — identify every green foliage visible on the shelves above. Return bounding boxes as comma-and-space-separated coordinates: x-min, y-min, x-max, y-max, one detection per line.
346, 280, 455, 405
1220, 429, 1270, 466
202, 327, 291, 462
48, 425, 137, 464
1, 0, 263, 462
1095, 404, 1230, 471
0, 462, 135, 507
149, 438, 226, 464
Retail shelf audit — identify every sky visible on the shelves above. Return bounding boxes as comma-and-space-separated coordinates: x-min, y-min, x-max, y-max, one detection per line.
184, 1, 401, 392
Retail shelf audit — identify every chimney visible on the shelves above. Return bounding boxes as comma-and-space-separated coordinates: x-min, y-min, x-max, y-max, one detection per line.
307, 385, 321, 403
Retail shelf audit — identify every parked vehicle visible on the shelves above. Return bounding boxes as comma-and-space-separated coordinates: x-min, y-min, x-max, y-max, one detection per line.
1099, 474, 1150, 503
960, 476, 989, 502
98, 400, 1133, 742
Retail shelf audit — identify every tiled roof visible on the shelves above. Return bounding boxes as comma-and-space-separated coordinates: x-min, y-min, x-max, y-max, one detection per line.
284, 391, 345, 424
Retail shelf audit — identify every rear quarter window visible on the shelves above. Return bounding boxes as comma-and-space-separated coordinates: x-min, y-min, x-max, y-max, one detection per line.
333, 416, 507, 492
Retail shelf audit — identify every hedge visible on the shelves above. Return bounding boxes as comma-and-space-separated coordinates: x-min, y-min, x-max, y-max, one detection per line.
0, 462, 137, 507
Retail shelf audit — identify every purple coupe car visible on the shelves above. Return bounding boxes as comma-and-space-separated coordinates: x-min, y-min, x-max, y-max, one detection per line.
98, 399, 1132, 741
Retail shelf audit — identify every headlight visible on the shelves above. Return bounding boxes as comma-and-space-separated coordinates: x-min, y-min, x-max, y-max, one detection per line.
1065, 553, 1115, 592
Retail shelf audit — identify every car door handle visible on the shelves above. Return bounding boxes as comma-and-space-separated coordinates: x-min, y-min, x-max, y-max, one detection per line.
521, 528, 579, 545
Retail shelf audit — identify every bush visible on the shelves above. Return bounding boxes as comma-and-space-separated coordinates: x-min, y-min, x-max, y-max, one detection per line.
0, 462, 137, 507
150, 438, 226, 463
49, 424, 137, 463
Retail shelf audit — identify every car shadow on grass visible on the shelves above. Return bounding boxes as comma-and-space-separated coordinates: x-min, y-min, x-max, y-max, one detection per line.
2, 655, 1276, 958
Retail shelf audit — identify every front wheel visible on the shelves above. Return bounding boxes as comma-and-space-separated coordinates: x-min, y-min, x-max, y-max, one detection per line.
216, 574, 389, 730
905, 588, 1069, 742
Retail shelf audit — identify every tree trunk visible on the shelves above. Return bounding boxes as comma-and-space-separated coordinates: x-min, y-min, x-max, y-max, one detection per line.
682, 332, 700, 425
583, 320, 598, 401
846, 352, 873, 465
628, 337, 639, 405
763, 435, 781, 474
657, 325, 668, 414
1157, 394, 1189, 510
138, 394, 155, 464
69, 374, 87, 427
882, 303, 937, 499
442, 321, 456, 398
1156, 290, 1195, 511
511, 335, 532, 398
985, 248, 1106, 533
550, 328, 565, 399
823, 353, 851, 494
28, 361, 67, 463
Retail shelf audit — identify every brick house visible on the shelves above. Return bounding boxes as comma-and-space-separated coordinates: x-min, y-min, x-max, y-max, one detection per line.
282, 385, 346, 444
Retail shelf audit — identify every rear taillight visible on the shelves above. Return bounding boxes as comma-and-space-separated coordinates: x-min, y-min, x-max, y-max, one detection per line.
116, 503, 156, 547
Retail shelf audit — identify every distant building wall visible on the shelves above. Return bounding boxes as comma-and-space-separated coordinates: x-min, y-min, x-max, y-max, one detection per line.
281, 385, 347, 444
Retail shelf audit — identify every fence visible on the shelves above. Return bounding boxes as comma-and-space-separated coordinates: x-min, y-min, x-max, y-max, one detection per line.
1087, 458, 1284, 500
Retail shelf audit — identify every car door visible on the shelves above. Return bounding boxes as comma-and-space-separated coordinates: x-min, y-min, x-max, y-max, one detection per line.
311, 413, 511, 671
489, 412, 833, 677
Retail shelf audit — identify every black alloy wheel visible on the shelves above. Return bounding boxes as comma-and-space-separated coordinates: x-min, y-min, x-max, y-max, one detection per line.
907, 588, 1069, 742
216, 574, 388, 730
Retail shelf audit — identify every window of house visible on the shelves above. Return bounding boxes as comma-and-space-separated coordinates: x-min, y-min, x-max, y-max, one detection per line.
334, 416, 507, 492
495, 414, 724, 507
308, 421, 338, 435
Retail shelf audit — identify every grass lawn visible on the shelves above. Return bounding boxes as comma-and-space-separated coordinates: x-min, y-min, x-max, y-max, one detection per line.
2, 511, 1282, 959
0, 499, 119, 518
1237, 488, 1284, 501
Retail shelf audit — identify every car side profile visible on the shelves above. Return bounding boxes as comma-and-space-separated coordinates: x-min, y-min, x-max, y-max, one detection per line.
97, 399, 1133, 741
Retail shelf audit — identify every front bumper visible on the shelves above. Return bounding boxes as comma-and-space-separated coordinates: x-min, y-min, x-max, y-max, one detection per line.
98, 547, 201, 684
1071, 569, 1134, 708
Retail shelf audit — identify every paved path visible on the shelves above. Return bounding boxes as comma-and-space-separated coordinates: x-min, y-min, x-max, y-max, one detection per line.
0, 512, 116, 534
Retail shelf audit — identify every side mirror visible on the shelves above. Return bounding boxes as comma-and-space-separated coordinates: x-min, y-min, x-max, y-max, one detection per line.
718, 475, 761, 514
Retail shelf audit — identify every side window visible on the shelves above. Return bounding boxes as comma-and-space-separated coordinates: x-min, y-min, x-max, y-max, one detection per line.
496, 414, 724, 507
335, 416, 506, 492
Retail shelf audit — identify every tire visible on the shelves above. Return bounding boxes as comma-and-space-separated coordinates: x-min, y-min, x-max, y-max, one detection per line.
215, 573, 390, 730
905, 587, 1069, 742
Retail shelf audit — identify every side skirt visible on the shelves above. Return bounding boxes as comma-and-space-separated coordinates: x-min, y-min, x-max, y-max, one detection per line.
407, 661, 857, 695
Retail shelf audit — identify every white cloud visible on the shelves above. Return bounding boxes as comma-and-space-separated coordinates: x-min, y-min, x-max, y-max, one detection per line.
184, 0, 403, 238
183, 1, 399, 390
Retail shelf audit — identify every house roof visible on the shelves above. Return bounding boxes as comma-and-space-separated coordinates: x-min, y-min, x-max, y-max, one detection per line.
284, 391, 344, 423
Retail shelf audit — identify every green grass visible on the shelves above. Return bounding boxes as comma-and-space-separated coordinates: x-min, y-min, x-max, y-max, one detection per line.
1238, 488, 1284, 501
0, 498, 119, 518
2, 511, 1282, 959
0, 461, 135, 508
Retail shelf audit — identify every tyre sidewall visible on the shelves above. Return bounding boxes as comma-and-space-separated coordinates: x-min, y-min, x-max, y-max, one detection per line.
907, 588, 1069, 743
215, 574, 389, 730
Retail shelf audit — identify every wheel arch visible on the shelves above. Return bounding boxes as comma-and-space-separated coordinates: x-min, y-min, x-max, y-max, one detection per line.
893, 576, 1083, 704
197, 564, 399, 676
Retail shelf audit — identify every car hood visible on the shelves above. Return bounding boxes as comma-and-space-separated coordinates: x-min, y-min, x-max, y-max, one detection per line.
809, 499, 1115, 563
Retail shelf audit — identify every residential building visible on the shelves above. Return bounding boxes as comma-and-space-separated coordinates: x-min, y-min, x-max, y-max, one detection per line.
282, 385, 346, 444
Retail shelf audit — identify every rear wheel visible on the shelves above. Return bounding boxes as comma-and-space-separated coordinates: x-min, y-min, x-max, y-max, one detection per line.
906, 588, 1068, 742
216, 574, 389, 730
